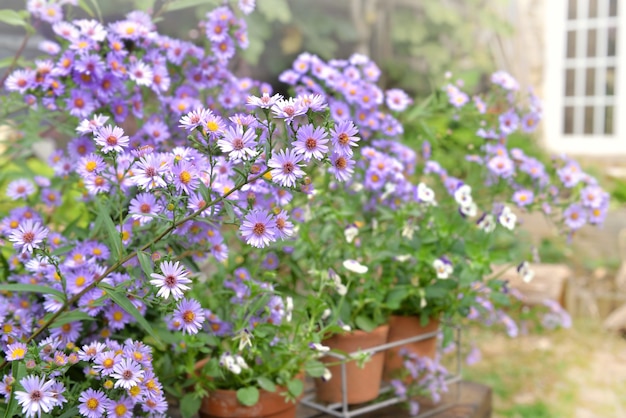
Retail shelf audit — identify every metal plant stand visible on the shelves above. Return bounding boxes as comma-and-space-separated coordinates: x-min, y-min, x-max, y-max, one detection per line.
300, 326, 463, 418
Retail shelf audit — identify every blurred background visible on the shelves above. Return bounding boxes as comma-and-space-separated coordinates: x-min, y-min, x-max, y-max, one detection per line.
1, 0, 626, 416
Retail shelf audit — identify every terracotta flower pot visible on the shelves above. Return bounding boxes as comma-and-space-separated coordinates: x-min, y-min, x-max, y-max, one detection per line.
315, 324, 389, 404
199, 388, 298, 418
383, 315, 440, 381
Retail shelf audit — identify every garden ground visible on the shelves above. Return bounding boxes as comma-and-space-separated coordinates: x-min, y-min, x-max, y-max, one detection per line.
464, 319, 626, 418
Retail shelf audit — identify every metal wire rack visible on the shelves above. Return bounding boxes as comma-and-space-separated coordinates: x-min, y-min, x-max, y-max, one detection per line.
300, 325, 462, 418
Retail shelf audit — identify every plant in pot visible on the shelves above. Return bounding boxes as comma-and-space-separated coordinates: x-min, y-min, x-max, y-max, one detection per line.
0, 2, 367, 417
150, 259, 333, 418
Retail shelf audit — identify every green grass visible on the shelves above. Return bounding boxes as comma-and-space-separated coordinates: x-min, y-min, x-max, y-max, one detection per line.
462, 319, 626, 418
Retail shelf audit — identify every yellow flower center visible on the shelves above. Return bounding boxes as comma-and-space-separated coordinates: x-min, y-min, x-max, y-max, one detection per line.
86, 398, 99, 410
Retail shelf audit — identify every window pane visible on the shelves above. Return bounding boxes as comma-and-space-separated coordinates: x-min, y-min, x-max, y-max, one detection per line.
605, 106, 614, 134
587, 29, 597, 57
609, 0, 618, 17
584, 106, 595, 134
564, 106, 575, 134
585, 68, 595, 96
608, 27, 617, 56
568, 0, 577, 19
565, 68, 576, 96
606, 67, 615, 95
567, 31, 577, 58
589, 0, 598, 18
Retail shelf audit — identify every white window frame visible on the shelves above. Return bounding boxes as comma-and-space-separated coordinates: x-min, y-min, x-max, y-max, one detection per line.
544, 0, 626, 155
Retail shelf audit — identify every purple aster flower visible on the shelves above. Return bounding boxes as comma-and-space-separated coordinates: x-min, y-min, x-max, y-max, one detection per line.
386, 88, 412, 112
271, 97, 307, 122
131, 153, 169, 190
487, 155, 515, 178
5, 342, 27, 361
5, 69, 36, 93
330, 120, 360, 156
217, 125, 257, 161
66, 267, 93, 295
150, 260, 192, 300
512, 189, 534, 207
110, 358, 145, 389
94, 125, 129, 154
78, 388, 108, 418
491, 70, 519, 90
262, 252, 279, 270
40, 188, 61, 207
521, 112, 541, 132
563, 203, 587, 230
240, 209, 278, 248
129, 193, 162, 225
275, 209, 294, 239
210, 238, 229, 262
328, 152, 355, 182
105, 395, 134, 418
172, 298, 205, 335
268, 148, 305, 188
6, 179, 35, 200
15, 375, 56, 418
66, 89, 95, 118
580, 185, 606, 208
589, 203, 608, 225
128, 61, 153, 87
390, 379, 407, 397
330, 100, 350, 121
93, 351, 120, 376
9, 220, 48, 253
179, 108, 211, 131
246, 92, 282, 109
171, 160, 199, 194
293, 124, 329, 161
557, 163, 583, 188
212, 37, 236, 62
499, 109, 519, 135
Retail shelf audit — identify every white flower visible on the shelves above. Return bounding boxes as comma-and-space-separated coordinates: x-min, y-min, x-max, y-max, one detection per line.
401, 222, 417, 239
454, 184, 473, 206
460, 202, 478, 218
380, 182, 396, 200
234, 355, 249, 370
343, 259, 368, 274
344, 224, 359, 243
321, 368, 333, 382
395, 254, 412, 262
417, 182, 436, 204
477, 213, 496, 233
433, 258, 453, 279
321, 309, 332, 320
350, 182, 364, 192
341, 324, 351, 332
499, 206, 517, 230
285, 296, 293, 322
309, 343, 330, 352
517, 261, 535, 283
336, 283, 348, 296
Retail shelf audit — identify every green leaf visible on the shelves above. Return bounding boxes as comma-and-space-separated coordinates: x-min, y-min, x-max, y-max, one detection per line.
0, 10, 28, 27
355, 315, 376, 332
179, 393, 201, 418
166, 0, 219, 12
385, 287, 408, 311
257, 0, 292, 23
56, 406, 80, 418
257, 377, 276, 393
304, 360, 326, 378
236, 386, 259, 407
50, 310, 95, 328
77, 0, 95, 17
286, 378, 303, 398
101, 285, 165, 350
3, 361, 25, 418
95, 203, 123, 258
0, 283, 65, 301
137, 251, 154, 277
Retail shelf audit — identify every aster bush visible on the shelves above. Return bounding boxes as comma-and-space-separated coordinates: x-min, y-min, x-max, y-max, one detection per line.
0, 1, 364, 417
